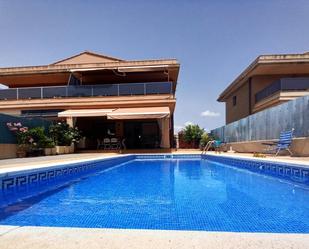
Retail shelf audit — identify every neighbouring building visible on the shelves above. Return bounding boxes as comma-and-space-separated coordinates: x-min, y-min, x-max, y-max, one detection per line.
0, 51, 180, 150
218, 52, 309, 124
212, 52, 309, 156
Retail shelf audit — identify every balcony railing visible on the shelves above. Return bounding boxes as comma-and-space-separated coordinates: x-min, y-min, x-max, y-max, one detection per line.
0, 82, 173, 100
255, 77, 309, 103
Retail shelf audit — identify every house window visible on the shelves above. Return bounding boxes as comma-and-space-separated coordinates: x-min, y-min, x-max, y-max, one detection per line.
232, 96, 237, 106
21, 109, 64, 117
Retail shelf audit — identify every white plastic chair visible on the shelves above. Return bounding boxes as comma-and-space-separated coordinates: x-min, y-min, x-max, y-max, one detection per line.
110, 138, 120, 149
103, 138, 111, 150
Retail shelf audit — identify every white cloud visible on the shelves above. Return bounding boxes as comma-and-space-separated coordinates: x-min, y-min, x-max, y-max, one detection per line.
174, 125, 184, 132
184, 121, 193, 126
174, 121, 194, 133
200, 110, 220, 117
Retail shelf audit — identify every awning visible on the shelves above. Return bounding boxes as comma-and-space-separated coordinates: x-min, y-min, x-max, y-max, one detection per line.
58, 109, 115, 117
107, 107, 170, 120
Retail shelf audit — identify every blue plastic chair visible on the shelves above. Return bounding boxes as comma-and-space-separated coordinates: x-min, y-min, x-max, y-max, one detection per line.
212, 140, 225, 153
264, 129, 294, 156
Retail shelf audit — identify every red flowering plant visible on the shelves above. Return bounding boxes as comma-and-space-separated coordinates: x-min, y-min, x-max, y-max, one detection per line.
6, 122, 31, 148
7, 122, 55, 157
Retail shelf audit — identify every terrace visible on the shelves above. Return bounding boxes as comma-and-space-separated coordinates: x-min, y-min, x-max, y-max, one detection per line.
0, 82, 173, 100
253, 77, 309, 113
255, 77, 309, 103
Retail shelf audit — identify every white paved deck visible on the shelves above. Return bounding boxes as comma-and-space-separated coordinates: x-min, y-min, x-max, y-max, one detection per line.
205, 151, 309, 167
0, 226, 308, 249
0, 150, 308, 173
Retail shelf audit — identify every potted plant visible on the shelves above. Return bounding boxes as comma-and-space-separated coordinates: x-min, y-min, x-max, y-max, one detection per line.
49, 122, 81, 154
26, 127, 48, 157
16, 131, 30, 157
49, 122, 67, 154
16, 144, 29, 158
7, 122, 29, 158
41, 137, 56, 156
65, 126, 81, 153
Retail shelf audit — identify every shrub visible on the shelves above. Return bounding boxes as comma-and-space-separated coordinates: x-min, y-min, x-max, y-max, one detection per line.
28, 127, 46, 148
8, 124, 53, 149
200, 132, 210, 148
49, 122, 81, 146
182, 124, 204, 145
40, 136, 55, 148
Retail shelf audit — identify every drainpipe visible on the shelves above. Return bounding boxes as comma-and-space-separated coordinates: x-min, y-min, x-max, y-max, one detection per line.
248, 77, 252, 115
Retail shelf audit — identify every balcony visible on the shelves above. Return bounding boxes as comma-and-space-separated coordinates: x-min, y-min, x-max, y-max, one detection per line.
0, 82, 173, 100
255, 77, 309, 103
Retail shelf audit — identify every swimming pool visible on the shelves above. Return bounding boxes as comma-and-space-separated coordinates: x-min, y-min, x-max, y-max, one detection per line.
0, 154, 309, 233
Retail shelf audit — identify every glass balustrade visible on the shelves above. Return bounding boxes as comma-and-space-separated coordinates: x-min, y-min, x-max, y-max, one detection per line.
18, 88, 42, 99
119, 83, 144, 95
92, 84, 118, 96
67, 85, 92, 97
0, 82, 173, 100
43, 87, 67, 98
146, 82, 172, 94
0, 89, 17, 100
255, 77, 309, 103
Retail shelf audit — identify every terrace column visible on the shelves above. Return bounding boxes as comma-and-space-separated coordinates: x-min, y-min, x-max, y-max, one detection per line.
66, 117, 74, 127
159, 117, 170, 148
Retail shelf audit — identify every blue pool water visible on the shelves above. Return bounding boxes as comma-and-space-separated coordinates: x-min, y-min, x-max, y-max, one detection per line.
1, 158, 309, 232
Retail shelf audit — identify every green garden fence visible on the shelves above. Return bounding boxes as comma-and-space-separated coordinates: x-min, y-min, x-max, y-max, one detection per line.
0, 113, 52, 144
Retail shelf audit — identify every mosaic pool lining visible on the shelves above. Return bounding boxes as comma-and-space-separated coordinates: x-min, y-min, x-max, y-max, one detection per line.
1, 154, 309, 192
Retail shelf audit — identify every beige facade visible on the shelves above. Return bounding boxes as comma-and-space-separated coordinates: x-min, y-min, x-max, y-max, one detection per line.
219, 52, 309, 124
224, 81, 250, 124
0, 51, 180, 153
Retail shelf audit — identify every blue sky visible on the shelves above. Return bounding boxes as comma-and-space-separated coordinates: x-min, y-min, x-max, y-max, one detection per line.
1, 0, 309, 131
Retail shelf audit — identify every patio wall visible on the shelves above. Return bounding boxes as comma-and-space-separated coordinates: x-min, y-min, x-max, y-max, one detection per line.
0, 144, 17, 159
222, 137, 309, 156
212, 95, 309, 156
0, 113, 51, 159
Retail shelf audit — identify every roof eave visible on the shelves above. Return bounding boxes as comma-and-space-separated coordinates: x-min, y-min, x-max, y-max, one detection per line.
217, 53, 309, 102
0, 59, 180, 76
217, 56, 260, 101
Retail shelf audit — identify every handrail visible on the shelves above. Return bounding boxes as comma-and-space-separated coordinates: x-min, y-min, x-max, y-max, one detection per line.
201, 140, 214, 155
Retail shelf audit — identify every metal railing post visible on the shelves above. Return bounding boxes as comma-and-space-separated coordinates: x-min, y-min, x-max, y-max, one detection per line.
16, 88, 19, 100
144, 83, 146, 95
41, 87, 43, 99
117, 84, 120, 96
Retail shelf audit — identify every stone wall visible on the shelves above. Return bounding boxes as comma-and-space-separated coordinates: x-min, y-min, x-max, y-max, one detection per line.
0, 144, 17, 159
225, 137, 309, 156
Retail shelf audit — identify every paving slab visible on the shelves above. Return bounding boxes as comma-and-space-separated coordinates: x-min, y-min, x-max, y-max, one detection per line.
0, 225, 19, 236
0, 226, 308, 249
205, 151, 309, 167
1, 150, 308, 173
